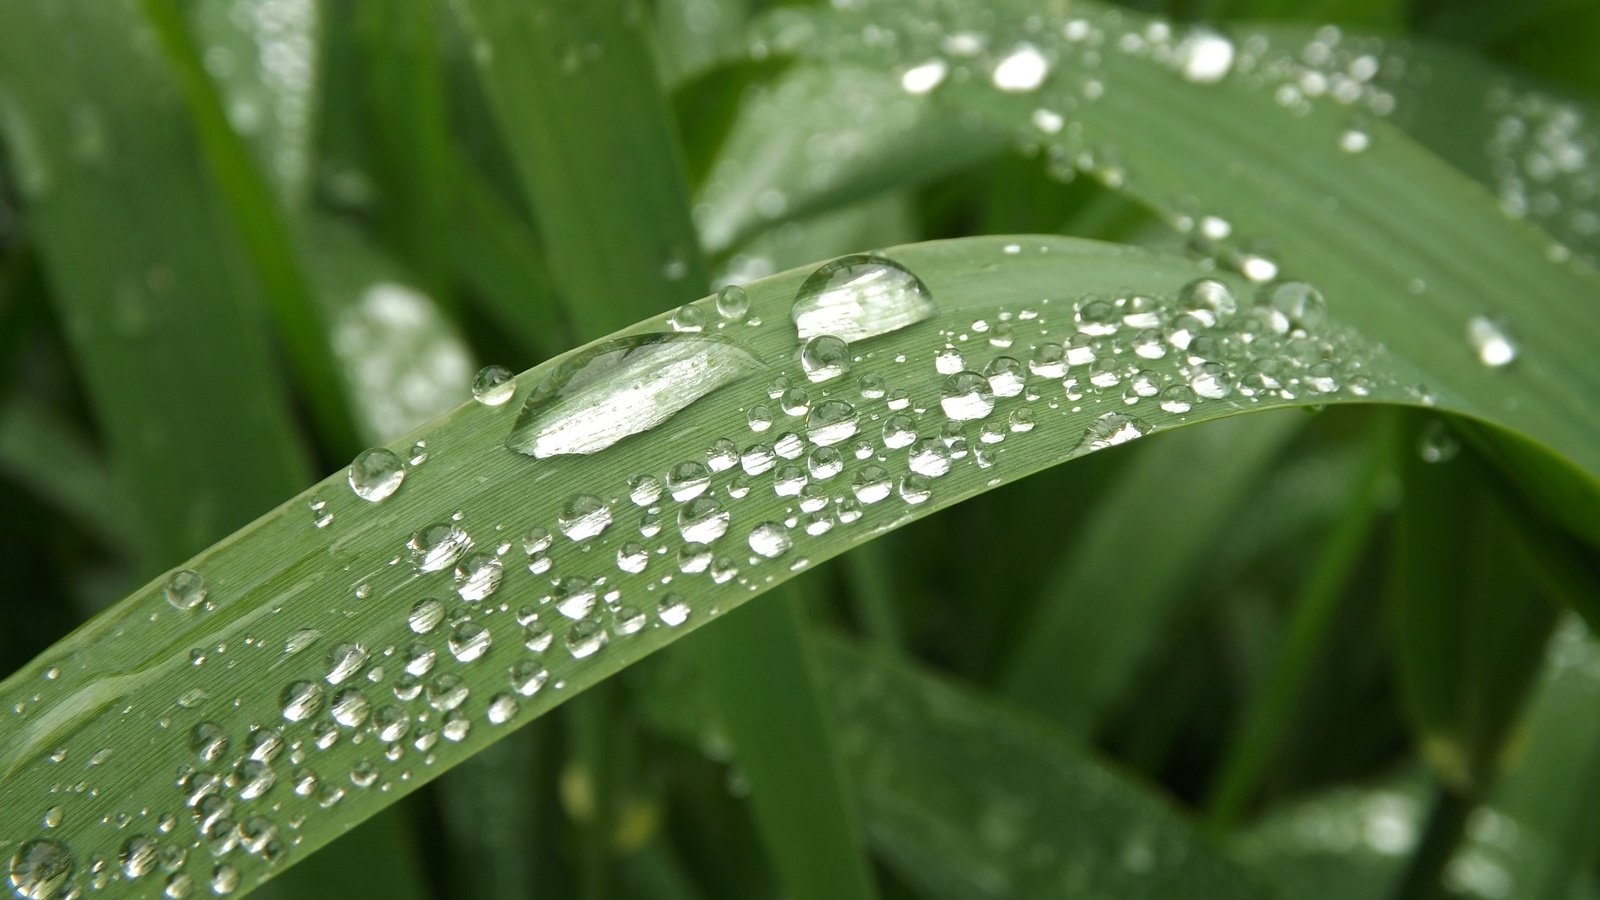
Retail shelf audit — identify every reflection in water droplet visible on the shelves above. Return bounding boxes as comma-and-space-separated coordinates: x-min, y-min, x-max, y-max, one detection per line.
472, 365, 517, 406
409, 598, 445, 634
658, 593, 691, 626
409, 522, 472, 573
507, 334, 765, 458
941, 372, 997, 420
455, 553, 504, 602
348, 447, 405, 502
800, 335, 851, 382
791, 255, 935, 342
281, 681, 324, 722
805, 400, 859, 446
8, 839, 74, 900
164, 569, 207, 611
558, 495, 612, 541
748, 522, 792, 558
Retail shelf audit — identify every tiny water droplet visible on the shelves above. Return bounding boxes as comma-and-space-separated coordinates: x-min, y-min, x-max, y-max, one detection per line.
348, 448, 406, 502
1418, 420, 1461, 463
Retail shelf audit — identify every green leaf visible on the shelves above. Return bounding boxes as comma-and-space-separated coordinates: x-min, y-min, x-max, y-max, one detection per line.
815, 634, 1269, 899
2, 229, 1591, 895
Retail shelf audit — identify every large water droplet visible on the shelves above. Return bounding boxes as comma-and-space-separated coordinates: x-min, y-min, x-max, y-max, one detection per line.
8, 839, 73, 900
281, 681, 325, 722
472, 365, 517, 406
791, 255, 936, 342
1467, 316, 1517, 367
715, 284, 750, 321
507, 334, 765, 458
164, 569, 207, 611
348, 448, 405, 502
553, 576, 598, 620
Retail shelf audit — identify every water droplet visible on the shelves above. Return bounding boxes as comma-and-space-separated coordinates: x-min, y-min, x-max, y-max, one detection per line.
898, 474, 932, 504
657, 593, 691, 626
1030, 343, 1067, 378
716, 284, 750, 321
348, 447, 406, 502
164, 569, 207, 611
119, 836, 158, 879
748, 522, 792, 558
1177, 29, 1235, 84
454, 553, 504, 602
678, 497, 731, 544
858, 373, 888, 399
9, 839, 73, 899
553, 576, 598, 620
941, 372, 997, 420
666, 461, 711, 501
1078, 412, 1152, 451
448, 621, 492, 663
566, 618, 608, 659
426, 673, 469, 711
807, 446, 844, 480
992, 43, 1049, 92
853, 465, 892, 504
791, 255, 936, 342
487, 693, 519, 725
325, 643, 369, 685
779, 386, 811, 416
1467, 316, 1517, 367
510, 660, 549, 696
616, 542, 649, 574
210, 864, 240, 895
984, 357, 1026, 397
934, 347, 966, 375
409, 598, 445, 634
472, 365, 517, 406
800, 335, 851, 382
374, 706, 410, 742
507, 334, 765, 458
1159, 385, 1196, 414
1259, 280, 1325, 330
805, 400, 859, 446
747, 405, 774, 432
558, 494, 612, 541
409, 522, 472, 573
281, 681, 325, 722
909, 439, 953, 477
1339, 129, 1371, 154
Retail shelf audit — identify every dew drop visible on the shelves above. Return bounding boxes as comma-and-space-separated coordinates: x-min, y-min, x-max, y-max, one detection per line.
409, 523, 472, 573
748, 522, 792, 559
992, 43, 1049, 92
507, 334, 765, 458
791, 255, 935, 342
408, 598, 445, 634
281, 681, 325, 722
426, 673, 469, 712
448, 621, 492, 663
1078, 412, 1153, 451
9, 839, 73, 900
454, 553, 504, 602
472, 365, 517, 406
805, 400, 859, 446
678, 497, 731, 544
348, 448, 405, 502
941, 371, 997, 420
666, 461, 711, 501
510, 660, 549, 696
487, 693, 519, 725
164, 569, 207, 611
558, 494, 612, 541
657, 593, 691, 627
119, 836, 158, 879
716, 284, 750, 321
553, 576, 598, 620
566, 618, 608, 659
1177, 29, 1235, 84
800, 335, 851, 382
900, 59, 948, 95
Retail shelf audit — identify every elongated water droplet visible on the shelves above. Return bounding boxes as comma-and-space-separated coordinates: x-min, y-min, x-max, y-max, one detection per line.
507, 334, 765, 458
348, 448, 405, 502
472, 365, 516, 406
325, 643, 368, 685
1078, 412, 1152, 451
164, 569, 207, 611
792, 255, 935, 342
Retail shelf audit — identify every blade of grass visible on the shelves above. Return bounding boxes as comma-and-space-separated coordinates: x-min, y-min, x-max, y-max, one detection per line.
763, 0, 1600, 544
0, 0, 312, 569
1001, 411, 1303, 733
3, 233, 1598, 895
0, 391, 138, 558
1204, 413, 1395, 828
141, 0, 361, 456
816, 634, 1270, 899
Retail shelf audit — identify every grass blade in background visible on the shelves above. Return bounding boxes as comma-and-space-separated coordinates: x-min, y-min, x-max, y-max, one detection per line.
818, 635, 1269, 899
0, 393, 138, 560
1002, 411, 1303, 733
0, 0, 311, 570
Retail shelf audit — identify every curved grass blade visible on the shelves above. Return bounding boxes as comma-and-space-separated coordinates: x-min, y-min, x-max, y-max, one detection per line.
0, 233, 1595, 897
757, 0, 1600, 542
